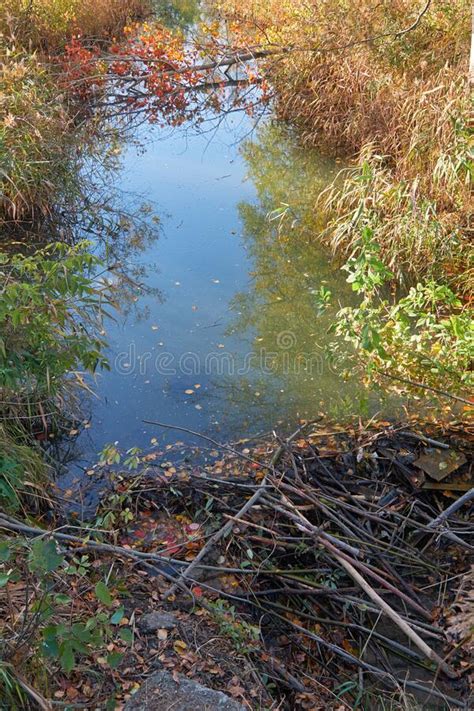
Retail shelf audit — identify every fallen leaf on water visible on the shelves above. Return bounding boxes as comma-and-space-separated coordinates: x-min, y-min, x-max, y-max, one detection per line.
184, 389, 194, 395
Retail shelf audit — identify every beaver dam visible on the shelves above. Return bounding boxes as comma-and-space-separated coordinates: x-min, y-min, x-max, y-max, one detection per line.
1, 419, 472, 709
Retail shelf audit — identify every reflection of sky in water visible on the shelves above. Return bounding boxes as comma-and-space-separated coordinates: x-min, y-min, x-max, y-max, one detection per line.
67, 116, 399, 475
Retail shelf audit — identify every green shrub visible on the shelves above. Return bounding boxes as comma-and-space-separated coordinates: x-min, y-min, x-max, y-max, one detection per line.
0, 241, 111, 400
332, 229, 473, 400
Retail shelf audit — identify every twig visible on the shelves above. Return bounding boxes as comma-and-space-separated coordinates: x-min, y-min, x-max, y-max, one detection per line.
143, 419, 279, 471
332, 553, 458, 679
376, 371, 473, 406
400, 431, 450, 449
425, 488, 474, 531
9, 668, 52, 711
160, 422, 315, 599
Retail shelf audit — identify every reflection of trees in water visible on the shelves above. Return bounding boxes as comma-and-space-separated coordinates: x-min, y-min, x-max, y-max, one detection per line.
215, 124, 376, 423
154, 0, 201, 29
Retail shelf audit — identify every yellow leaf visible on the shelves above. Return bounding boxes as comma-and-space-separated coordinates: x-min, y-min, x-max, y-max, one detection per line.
173, 640, 187, 654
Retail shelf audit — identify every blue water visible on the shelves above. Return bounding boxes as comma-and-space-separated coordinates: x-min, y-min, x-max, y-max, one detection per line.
65, 114, 396, 479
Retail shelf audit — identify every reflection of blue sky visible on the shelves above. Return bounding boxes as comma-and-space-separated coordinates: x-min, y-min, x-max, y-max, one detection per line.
67, 116, 396, 475
72, 117, 259, 465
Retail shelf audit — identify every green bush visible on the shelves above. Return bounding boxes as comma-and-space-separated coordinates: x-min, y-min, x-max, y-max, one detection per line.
0, 241, 111, 400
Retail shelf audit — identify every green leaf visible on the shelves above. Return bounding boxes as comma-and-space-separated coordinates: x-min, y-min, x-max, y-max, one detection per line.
0, 572, 11, 587
28, 539, 64, 574
110, 606, 125, 625
60, 643, 75, 673
118, 627, 133, 643
0, 541, 11, 563
107, 652, 124, 669
55, 594, 71, 605
95, 581, 113, 606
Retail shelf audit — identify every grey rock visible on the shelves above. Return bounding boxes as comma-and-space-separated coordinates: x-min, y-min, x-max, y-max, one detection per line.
138, 611, 178, 633
124, 670, 245, 711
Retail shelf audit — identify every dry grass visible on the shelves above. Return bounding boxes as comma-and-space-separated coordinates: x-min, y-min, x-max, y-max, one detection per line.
0, 46, 77, 223
0, 0, 150, 224
217, 0, 473, 289
1, 0, 151, 52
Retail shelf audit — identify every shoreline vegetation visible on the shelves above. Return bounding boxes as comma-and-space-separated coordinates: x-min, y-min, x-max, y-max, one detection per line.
0, 0, 473, 708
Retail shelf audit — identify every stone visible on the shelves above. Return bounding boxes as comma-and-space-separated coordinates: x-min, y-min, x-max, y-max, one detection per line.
138, 611, 178, 633
124, 670, 245, 711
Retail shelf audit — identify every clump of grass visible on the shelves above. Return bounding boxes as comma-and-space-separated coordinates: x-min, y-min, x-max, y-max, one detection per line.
0, 1, 151, 226
1, 0, 151, 52
0, 44, 82, 224
0, 424, 49, 514
0, 662, 28, 711
218, 0, 473, 291
321, 139, 472, 293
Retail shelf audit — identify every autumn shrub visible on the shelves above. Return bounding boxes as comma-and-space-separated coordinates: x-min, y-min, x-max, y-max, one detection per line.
216, 1, 472, 281
0, 44, 82, 224
217, 0, 473, 400
0, 0, 151, 52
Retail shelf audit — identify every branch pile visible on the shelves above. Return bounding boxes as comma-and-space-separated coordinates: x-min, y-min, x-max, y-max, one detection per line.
1, 420, 472, 708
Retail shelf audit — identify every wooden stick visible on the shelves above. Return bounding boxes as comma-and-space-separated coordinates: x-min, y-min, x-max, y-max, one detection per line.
376, 370, 473, 406
160, 422, 314, 599
425, 488, 474, 530
333, 553, 458, 679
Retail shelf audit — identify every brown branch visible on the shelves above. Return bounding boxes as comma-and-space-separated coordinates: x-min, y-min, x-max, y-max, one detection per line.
159, 421, 315, 599
334, 553, 458, 679
376, 370, 473, 406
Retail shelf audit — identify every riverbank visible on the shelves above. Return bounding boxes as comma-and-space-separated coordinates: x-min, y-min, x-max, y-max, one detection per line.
1, 418, 472, 708
216, 0, 473, 401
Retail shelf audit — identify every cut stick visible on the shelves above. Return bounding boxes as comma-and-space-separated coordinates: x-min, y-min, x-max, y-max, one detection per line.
333, 552, 458, 679
160, 422, 314, 600
425, 487, 474, 530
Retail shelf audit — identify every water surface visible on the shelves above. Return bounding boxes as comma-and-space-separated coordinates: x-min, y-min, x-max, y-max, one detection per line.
66, 115, 402, 477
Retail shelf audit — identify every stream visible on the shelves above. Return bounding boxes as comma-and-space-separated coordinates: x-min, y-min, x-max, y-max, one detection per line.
60, 2, 404, 482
